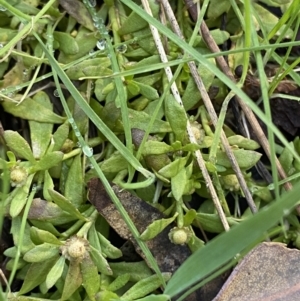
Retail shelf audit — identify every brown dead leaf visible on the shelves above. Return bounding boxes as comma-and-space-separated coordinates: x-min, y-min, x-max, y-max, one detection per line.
87, 179, 209, 301
213, 242, 300, 301
87, 178, 191, 274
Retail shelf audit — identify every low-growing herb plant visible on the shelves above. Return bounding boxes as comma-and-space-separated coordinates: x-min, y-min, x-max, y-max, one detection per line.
1, 0, 300, 300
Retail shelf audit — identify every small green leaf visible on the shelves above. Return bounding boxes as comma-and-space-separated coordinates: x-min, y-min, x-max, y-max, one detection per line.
45, 256, 65, 289
99, 151, 128, 174
134, 81, 159, 100
253, 3, 293, 38
89, 246, 113, 275
127, 80, 140, 96
23, 243, 60, 263
43, 170, 54, 202
4, 130, 35, 163
98, 232, 122, 259
53, 31, 79, 55
64, 155, 84, 207
279, 143, 294, 174
58, 28, 98, 64
109, 261, 153, 282
182, 62, 215, 111
227, 135, 260, 150
213, 149, 262, 169
28, 198, 77, 225
107, 274, 130, 292
66, 57, 111, 80
29, 92, 54, 159
118, 0, 159, 35
196, 213, 240, 233
129, 108, 171, 133
2, 98, 65, 123
95, 291, 119, 301
19, 256, 59, 295
10, 174, 34, 218
171, 168, 187, 201
207, 0, 231, 18
140, 215, 177, 241
81, 253, 100, 301
158, 156, 188, 178
188, 235, 205, 253
142, 140, 173, 156
30, 227, 62, 245
11, 216, 35, 254
48, 189, 86, 221
183, 209, 197, 227
88, 224, 102, 254
121, 273, 171, 300
61, 260, 82, 301
31, 151, 64, 172
52, 122, 70, 151
165, 95, 187, 142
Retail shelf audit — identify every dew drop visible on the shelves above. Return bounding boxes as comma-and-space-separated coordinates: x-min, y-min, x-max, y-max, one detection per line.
89, 49, 95, 57
76, 142, 81, 148
53, 89, 59, 97
0, 6, 7, 11
68, 118, 74, 124
96, 39, 106, 50
0, 44, 3, 48
75, 132, 80, 137
82, 145, 93, 157
116, 44, 127, 54
88, 0, 97, 7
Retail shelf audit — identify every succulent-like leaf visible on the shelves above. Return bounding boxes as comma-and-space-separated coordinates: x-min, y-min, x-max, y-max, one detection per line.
64, 154, 84, 207
48, 189, 86, 221
23, 243, 60, 263
121, 273, 171, 300
2, 98, 65, 124
19, 256, 59, 295
140, 215, 177, 241
61, 260, 82, 301
4, 130, 35, 163
45, 255, 65, 289
81, 253, 100, 301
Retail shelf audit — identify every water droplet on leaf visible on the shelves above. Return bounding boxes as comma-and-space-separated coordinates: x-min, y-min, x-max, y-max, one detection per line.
117, 44, 127, 53
96, 39, 106, 51
82, 145, 93, 157
88, 0, 97, 7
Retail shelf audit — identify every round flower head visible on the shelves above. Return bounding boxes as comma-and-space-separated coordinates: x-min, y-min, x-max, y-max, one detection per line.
61, 236, 89, 262
10, 165, 28, 187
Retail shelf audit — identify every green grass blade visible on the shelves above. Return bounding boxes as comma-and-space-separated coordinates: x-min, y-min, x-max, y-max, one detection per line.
164, 181, 300, 297
33, 32, 154, 181
119, 0, 300, 162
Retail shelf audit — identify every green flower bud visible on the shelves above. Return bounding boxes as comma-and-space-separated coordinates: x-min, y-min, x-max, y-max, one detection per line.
168, 227, 191, 245
221, 174, 240, 192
